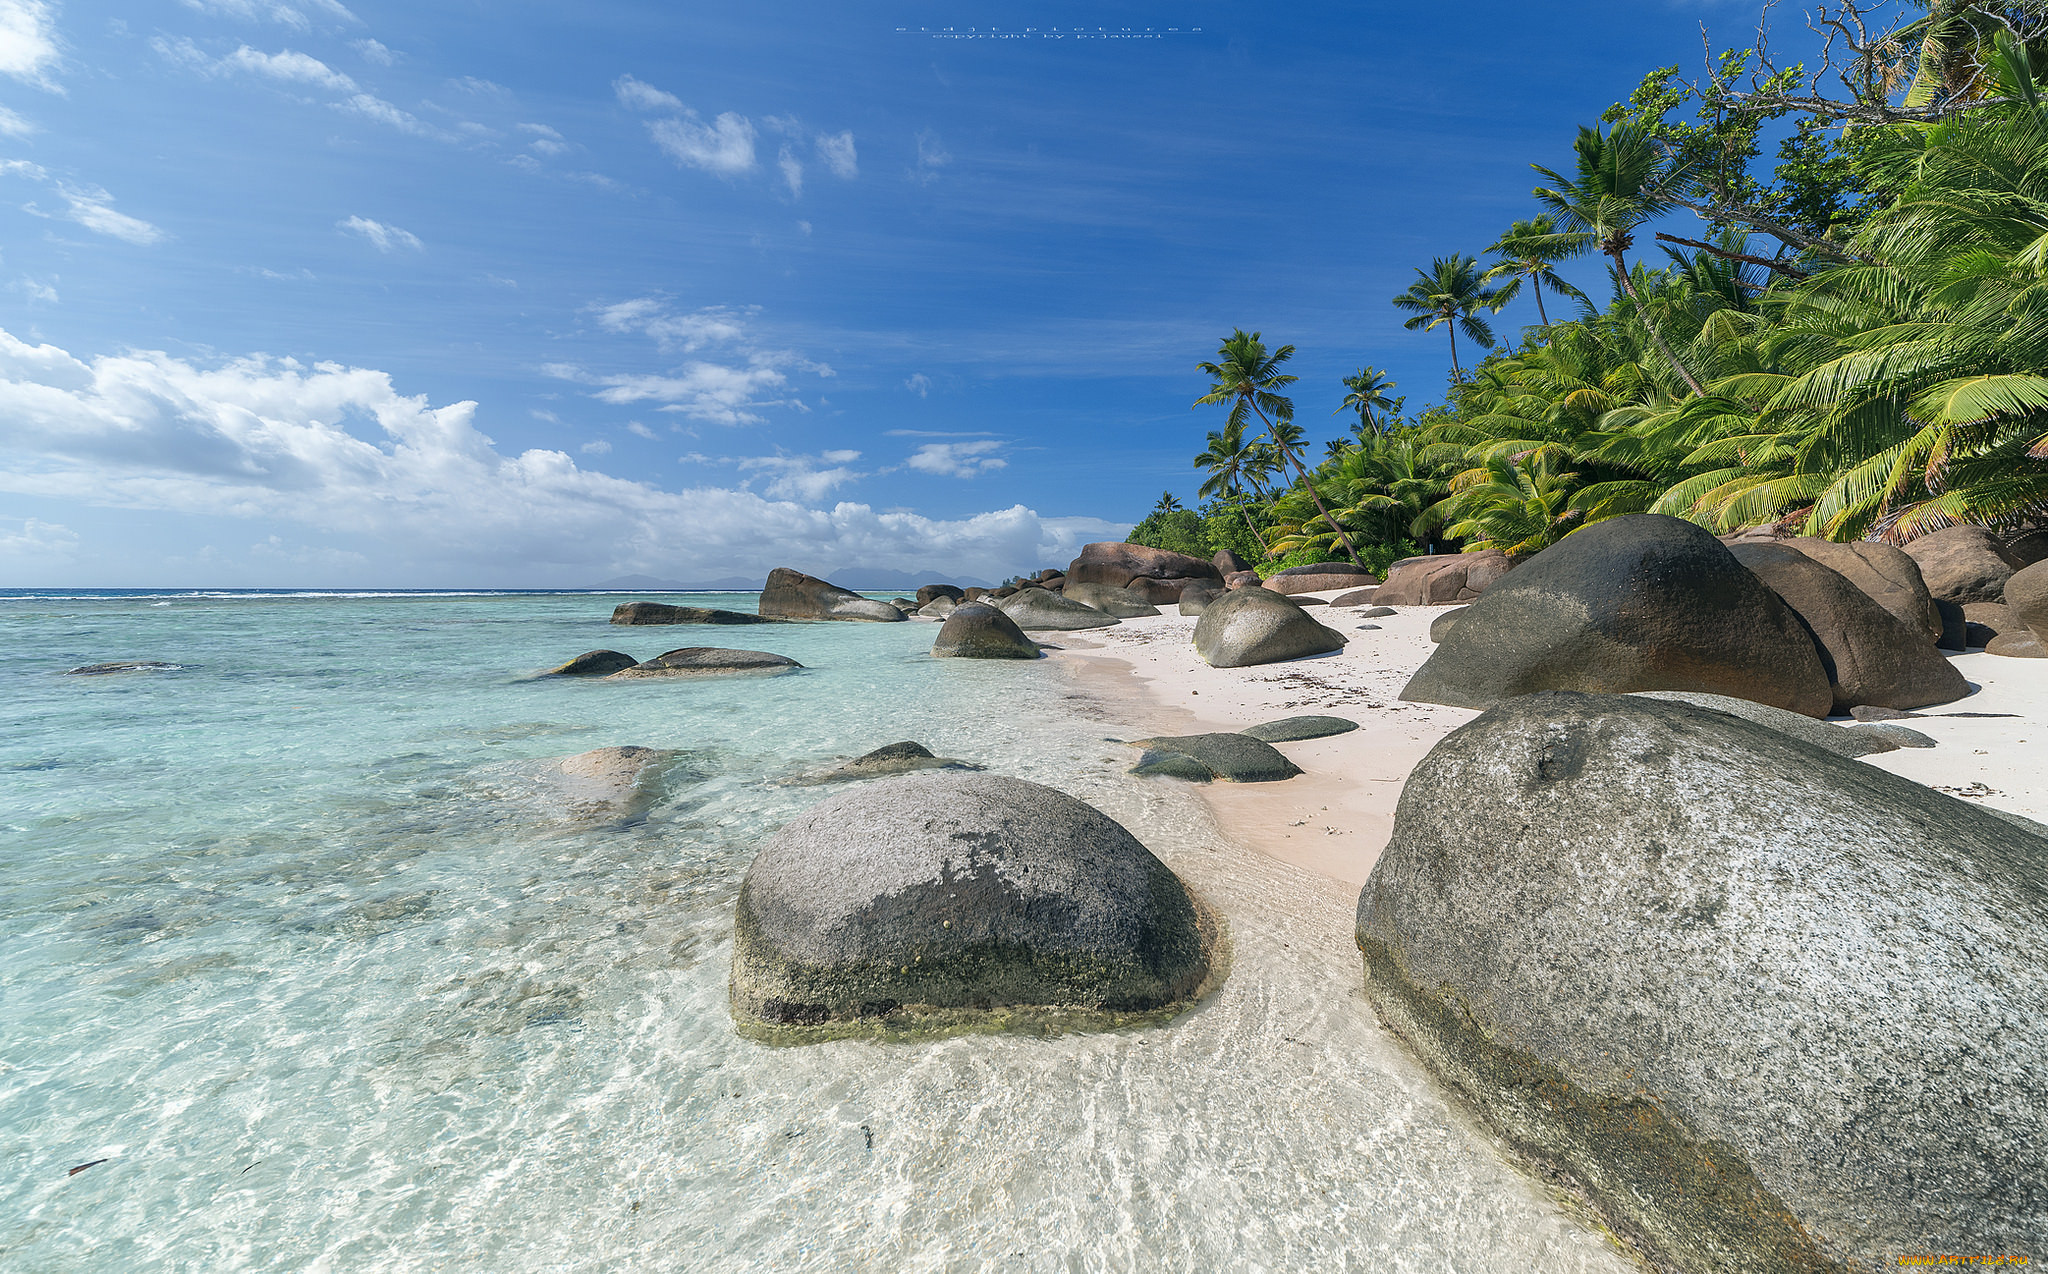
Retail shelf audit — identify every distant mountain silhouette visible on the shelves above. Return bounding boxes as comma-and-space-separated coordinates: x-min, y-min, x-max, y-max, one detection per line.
593, 568, 996, 592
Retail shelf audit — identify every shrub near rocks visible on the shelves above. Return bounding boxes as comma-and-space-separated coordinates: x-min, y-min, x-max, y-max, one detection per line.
1356, 693, 2048, 1270
730, 772, 1220, 1041
1400, 514, 1832, 717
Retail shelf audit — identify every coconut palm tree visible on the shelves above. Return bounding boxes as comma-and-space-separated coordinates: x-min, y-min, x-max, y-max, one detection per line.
1153, 491, 1184, 514
1193, 420, 1269, 551
1335, 366, 1402, 435
1391, 256, 1501, 381
1483, 215, 1592, 327
1532, 123, 1709, 396
1195, 330, 1362, 562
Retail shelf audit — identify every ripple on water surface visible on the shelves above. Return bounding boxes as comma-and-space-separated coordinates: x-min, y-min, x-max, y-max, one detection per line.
0, 593, 1630, 1271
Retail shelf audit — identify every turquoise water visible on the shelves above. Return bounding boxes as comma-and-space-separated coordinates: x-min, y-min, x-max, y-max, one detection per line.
0, 592, 1629, 1272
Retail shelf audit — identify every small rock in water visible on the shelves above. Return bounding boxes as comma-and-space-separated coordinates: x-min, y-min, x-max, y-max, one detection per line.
610, 602, 778, 626
790, 741, 983, 785
65, 661, 182, 676
548, 649, 640, 677
606, 647, 803, 678
1241, 715, 1360, 743
1125, 733, 1302, 783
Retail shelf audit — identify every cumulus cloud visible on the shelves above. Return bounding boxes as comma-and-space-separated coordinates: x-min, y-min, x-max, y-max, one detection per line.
519, 122, 566, 156
225, 44, 355, 89
577, 363, 794, 425
612, 73, 681, 113
572, 300, 831, 425
738, 449, 862, 502
777, 144, 802, 197
0, 327, 1116, 583
816, 130, 857, 179
0, 514, 78, 558
907, 440, 1006, 478
338, 215, 421, 251
579, 439, 610, 455
593, 299, 750, 353
0, 0, 61, 91
352, 37, 391, 65
904, 373, 931, 398
648, 110, 755, 175
625, 420, 658, 440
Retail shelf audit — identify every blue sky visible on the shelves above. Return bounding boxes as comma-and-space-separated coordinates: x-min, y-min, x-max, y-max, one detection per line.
0, 0, 1776, 586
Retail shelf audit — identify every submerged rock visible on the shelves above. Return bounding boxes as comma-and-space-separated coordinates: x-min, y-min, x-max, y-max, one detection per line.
548, 649, 641, 677
610, 602, 777, 626
532, 745, 676, 822
1400, 514, 1831, 717
1357, 692, 2048, 1270
606, 647, 803, 678
1240, 715, 1358, 743
64, 660, 183, 676
931, 603, 1041, 660
1126, 733, 1302, 782
1191, 586, 1346, 668
758, 567, 906, 622
731, 772, 1219, 1040
791, 741, 982, 785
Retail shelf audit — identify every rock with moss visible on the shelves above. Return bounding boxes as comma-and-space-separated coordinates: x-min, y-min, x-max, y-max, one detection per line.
1356, 692, 2048, 1271
548, 649, 641, 677
606, 647, 802, 678
1125, 732, 1302, 782
731, 772, 1219, 1041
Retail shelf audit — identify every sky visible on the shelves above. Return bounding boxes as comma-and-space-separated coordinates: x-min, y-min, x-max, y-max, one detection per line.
0, 0, 1787, 586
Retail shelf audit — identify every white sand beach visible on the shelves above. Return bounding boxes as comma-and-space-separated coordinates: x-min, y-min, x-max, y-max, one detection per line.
1047, 591, 2048, 889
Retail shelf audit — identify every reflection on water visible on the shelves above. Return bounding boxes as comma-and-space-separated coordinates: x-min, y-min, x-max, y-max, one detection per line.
0, 593, 1629, 1271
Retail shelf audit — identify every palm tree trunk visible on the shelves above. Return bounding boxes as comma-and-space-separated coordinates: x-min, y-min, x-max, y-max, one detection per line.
1244, 397, 1361, 565
1447, 323, 1462, 380
1532, 276, 1549, 326
1237, 502, 1268, 553
1611, 253, 1706, 397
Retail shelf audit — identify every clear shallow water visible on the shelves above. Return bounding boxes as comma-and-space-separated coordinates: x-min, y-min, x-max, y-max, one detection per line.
0, 593, 1631, 1272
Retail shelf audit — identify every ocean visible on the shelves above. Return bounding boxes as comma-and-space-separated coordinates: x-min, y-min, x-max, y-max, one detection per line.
0, 590, 1629, 1271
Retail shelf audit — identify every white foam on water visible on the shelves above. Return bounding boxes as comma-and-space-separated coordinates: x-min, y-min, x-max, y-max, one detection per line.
0, 594, 1630, 1272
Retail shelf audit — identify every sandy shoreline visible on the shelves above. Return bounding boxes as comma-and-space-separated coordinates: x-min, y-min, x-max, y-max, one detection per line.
1042, 590, 2048, 891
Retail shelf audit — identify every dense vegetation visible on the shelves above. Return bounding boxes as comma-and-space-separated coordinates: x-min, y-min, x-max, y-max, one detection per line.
1136, 2, 2048, 575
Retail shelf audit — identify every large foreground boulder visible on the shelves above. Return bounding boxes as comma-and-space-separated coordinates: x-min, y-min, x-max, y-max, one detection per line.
931, 602, 1041, 659
1374, 549, 1512, 606
730, 772, 1218, 1040
1726, 542, 1967, 711
611, 602, 777, 626
606, 647, 803, 678
1191, 586, 1347, 668
1357, 693, 2048, 1270
1902, 524, 2022, 604
1061, 581, 1162, 618
996, 589, 1119, 631
1262, 562, 1380, 596
1400, 515, 1832, 717
758, 567, 906, 622
1065, 542, 1222, 604
1778, 537, 1942, 643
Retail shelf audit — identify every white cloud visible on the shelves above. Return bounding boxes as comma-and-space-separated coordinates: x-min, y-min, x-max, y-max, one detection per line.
7, 162, 167, 245
612, 74, 681, 113
15, 275, 55, 302
0, 0, 61, 91
593, 299, 749, 353
626, 420, 658, 440
776, 144, 803, 197
738, 450, 862, 502
907, 440, 1006, 478
0, 327, 1115, 583
338, 215, 421, 252
519, 122, 567, 156
904, 373, 931, 398
796, 219, 812, 236
221, 44, 357, 90
914, 130, 951, 183
0, 104, 35, 136
0, 514, 77, 558
181, 0, 357, 27
582, 363, 793, 425
337, 92, 446, 139
816, 130, 857, 179
648, 110, 756, 175
352, 37, 391, 65
579, 439, 610, 455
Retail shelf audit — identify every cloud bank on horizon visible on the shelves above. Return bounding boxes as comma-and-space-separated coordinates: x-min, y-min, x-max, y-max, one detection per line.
0, 327, 1120, 585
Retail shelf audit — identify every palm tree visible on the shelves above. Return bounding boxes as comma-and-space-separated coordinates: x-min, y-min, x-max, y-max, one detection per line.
1196, 330, 1362, 563
1153, 491, 1184, 514
1192, 420, 1269, 551
1483, 215, 1592, 327
1391, 256, 1501, 381
1531, 124, 1707, 396
1335, 366, 1402, 435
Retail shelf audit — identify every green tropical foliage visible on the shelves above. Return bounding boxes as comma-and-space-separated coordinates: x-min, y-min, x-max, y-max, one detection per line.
1133, 14, 2048, 574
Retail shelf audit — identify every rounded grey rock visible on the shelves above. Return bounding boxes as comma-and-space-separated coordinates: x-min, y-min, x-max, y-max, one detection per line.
548, 649, 640, 677
932, 602, 1042, 659
1240, 715, 1359, 743
1191, 586, 1346, 668
758, 567, 906, 622
731, 772, 1217, 1040
606, 647, 802, 678
1357, 692, 2048, 1268
1061, 581, 1162, 618
1125, 733, 1302, 782
997, 589, 1120, 631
